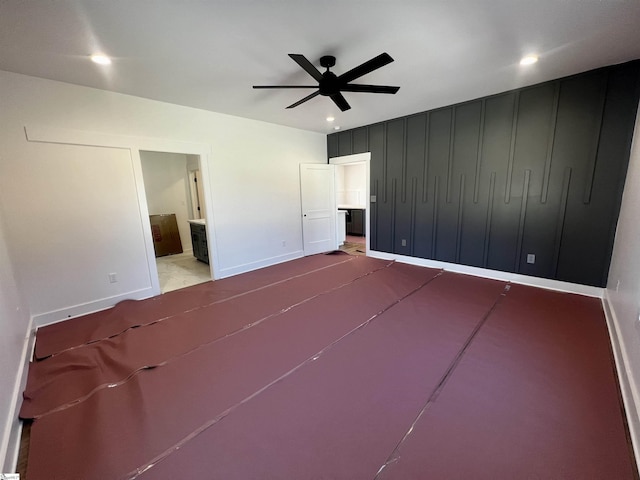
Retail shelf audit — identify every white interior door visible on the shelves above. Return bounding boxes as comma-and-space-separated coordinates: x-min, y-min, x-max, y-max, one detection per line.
300, 163, 336, 255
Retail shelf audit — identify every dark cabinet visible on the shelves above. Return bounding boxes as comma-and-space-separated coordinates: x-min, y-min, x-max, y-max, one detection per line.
340, 208, 365, 236
190, 222, 209, 264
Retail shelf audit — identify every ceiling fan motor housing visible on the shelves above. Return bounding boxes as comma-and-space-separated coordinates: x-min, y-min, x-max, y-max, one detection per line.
319, 71, 340, 96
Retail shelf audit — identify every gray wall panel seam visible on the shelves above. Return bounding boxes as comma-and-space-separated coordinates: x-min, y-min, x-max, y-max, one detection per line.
446, 108, 456, 203
391, 178, 397, 252
383, 123, 388, 203
505, 91, 521, 204
553, 167, 572, 278
410, 177, 417, 256
432, 176, 439, 259
473, 99, 486, 204
456, 175, 465, 263
515, 169, 531, 272
402, 118, 408, 203
422, 112, 431, 203
483, 172, 496, 268
583, 71, 609, 204
541, 81, 561, 204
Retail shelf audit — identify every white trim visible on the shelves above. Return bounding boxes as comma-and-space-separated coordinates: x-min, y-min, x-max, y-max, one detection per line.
25, 124, 210, 155
602, 291, 640, 476
368, 250, 604, 298
1, 315, 34, 473
329, 153, 371, 256
217, 250, 304, 279
32, 287, 154, 328
129, 148, 162, 296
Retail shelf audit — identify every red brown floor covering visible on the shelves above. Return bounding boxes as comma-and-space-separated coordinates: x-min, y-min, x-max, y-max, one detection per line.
20, 254, 637, 479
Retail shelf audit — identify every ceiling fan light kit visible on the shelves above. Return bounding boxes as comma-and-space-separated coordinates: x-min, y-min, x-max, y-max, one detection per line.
253, 53, 400, 112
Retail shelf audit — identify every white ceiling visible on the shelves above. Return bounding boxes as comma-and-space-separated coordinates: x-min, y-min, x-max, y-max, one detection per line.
1, 1, 640, 134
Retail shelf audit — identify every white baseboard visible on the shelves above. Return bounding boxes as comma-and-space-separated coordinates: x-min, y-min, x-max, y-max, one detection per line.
32, 287, 155, 328
217, 250, 304, 279
1, 316, 35, 473
601, 292, 640, 476
368, 250, 604, 298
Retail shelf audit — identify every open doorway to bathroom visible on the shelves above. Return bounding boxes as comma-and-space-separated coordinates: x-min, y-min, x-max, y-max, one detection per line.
140, 151, 212, 293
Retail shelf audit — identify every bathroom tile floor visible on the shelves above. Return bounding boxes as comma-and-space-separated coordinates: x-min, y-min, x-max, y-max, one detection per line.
156, 251, 212, 293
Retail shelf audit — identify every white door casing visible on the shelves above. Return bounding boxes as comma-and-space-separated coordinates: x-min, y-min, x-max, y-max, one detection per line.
300, 163, 336, 255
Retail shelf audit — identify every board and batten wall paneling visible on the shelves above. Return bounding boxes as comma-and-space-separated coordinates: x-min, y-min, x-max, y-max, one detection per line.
327, 60, 640, 287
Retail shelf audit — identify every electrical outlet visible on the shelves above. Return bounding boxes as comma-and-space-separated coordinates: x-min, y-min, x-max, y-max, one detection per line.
108, 273, 118, 283
526, 254, 535, 264
401, 239, 407, 247
370, 195, 377, 203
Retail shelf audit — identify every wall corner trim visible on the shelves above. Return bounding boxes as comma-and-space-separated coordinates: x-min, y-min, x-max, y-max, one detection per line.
602, 291, 640, 476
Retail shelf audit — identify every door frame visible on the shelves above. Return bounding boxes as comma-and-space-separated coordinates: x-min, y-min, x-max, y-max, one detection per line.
329, 152, 371, 255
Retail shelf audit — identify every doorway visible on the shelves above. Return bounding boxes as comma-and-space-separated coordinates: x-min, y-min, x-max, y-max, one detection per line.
330, 153, 370, 256
140, 151, 212, 293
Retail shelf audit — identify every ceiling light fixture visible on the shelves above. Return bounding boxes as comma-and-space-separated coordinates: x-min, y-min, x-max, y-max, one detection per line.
520, 55, 538, 66
326, 116, 335, 122
334, 126, 341, 130
90, 54, 112, 65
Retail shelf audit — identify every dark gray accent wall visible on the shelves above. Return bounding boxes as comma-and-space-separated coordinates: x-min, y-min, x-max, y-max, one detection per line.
328, 61, 640, 287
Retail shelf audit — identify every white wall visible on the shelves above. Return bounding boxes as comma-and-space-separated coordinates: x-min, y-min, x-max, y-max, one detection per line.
140, 151, 193, 254
606, 104, 640, 463
0, 203, 31, 471
0, 69, 326, 325
336, 163, 366, 207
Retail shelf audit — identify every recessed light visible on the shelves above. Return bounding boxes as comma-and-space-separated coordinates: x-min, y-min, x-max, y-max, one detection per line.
520, 55, 538, 66
326, 116, 335, 122
334, 126, 341, 130
90, 54, 112, 65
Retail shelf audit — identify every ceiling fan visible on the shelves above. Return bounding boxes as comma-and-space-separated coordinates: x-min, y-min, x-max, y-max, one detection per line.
253, 53, 400, 112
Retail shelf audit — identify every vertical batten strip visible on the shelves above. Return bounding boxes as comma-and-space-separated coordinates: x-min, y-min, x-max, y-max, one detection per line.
422, 113, 431, 203
483, 172, 496, 268
514, 169, 531, 272
401, 118, 408, 203
391, 178, 397, 251
583, 72, 609, 204
455, 175, 465, 263
553, 167, 572, 277
505, 92, 521, 204
372, 179, 378, 251
431, 176, 439, 259
382, 123, 388, 203
473, 99, 486, 204
410, 177, 417, 256
446, 108, 456, 203
541, 81, 561, 204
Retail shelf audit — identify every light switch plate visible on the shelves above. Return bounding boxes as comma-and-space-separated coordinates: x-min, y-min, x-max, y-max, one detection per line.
526, 254, 535, 264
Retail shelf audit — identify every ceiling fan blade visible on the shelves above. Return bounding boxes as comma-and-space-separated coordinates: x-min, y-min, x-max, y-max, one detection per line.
288, 54, 324, 82
340, 84, 400, 94
253, 85, 318, 89
338, 53, 394, 84
286, 90, 321, 109
330, 93, 351, 112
